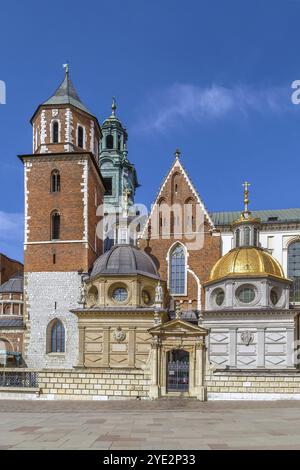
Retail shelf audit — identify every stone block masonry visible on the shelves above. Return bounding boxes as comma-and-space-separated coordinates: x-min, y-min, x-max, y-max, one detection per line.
206, 371, 300, 400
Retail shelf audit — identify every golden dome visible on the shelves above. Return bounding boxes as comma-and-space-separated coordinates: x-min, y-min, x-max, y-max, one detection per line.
208, 247, 287, 283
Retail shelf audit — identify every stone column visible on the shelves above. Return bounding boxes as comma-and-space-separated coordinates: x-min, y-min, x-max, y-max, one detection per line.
102, 328, 110, 367
229, 328, 237, 367
77, 325, 85, 367
149, 336, 160, 399
128, 327, 136, 367
195, 342, 206, 401
287, 327, 295, 368
257, 328, 265, 368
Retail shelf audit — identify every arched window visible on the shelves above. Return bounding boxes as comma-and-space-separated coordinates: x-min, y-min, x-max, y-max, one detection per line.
51, 170, 60, 193
169, 244, 186, 295
288, 241, 300, 303
77, 126, 84, 148
52, 121, 59, 143
244, 227, 250, 246
106, 134, 114, 149
48, 319, 65, 353
235, 229, 240, 247
51, 211, 60, 240
253, 228, 258, 247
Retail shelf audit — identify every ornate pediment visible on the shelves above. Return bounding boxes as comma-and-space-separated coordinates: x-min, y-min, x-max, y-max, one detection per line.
149, 318, 208, 336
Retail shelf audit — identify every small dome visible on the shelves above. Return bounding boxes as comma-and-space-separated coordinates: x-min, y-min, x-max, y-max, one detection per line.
0, 273, 23, 294
90, 245, 160, 279
208, 247, 287, 283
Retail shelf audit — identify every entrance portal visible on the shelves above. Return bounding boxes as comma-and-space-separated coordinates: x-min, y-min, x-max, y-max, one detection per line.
167, 349, 189, 393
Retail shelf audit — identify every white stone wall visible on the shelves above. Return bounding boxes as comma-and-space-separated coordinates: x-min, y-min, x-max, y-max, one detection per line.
25, 272, 81, 369
204, 313, 297, 370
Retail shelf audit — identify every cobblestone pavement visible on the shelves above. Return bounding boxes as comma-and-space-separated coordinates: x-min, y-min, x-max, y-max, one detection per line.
1, 399, 300, 449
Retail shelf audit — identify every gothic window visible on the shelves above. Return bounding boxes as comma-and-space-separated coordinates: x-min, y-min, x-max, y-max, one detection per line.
51, 211, 60, 240
48, 319, 65, 353
77, 126, 84, 148
169, 244, 186, 295
288, 241, 300, 303
106, 134, 114, 149
52, 121, 59, 143
51, 170, 60, 193
244, 227, 250, 246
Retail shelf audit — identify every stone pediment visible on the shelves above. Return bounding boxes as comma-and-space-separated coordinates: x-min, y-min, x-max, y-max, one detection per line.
149, 318, 208, 336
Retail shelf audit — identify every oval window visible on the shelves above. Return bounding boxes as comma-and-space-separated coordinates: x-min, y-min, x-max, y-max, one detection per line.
238, 286, 256, 303
270, 288, 279, 305
142, 290, 151, 305
112, 287, 128, 302
215, 289, 225, 306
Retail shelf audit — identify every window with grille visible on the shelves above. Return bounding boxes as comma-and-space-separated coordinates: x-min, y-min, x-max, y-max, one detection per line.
51, 212, 60, 240
288, 241, 300, 303
51, 170, 60, 192
50, 319, 65, 353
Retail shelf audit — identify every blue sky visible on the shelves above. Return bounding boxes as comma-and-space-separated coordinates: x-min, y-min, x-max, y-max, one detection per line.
1, 0, 300, 261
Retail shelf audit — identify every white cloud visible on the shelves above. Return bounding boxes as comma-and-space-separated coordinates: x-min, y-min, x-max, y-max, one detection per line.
134, 83, 290, 132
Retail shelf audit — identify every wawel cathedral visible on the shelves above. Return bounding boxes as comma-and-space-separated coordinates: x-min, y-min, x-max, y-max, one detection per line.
1, 68, 300, 400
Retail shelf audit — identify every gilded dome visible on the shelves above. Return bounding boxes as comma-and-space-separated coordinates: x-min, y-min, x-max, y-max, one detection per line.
208, 247, 287, 283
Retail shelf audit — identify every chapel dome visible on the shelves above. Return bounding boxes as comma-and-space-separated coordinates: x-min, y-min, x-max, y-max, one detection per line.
90, 244, 160, 279
208, 246, 287, 283
0, 273, 23, 294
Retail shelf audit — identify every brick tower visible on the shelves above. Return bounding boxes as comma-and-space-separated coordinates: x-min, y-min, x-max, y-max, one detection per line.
19, 67, 105, 368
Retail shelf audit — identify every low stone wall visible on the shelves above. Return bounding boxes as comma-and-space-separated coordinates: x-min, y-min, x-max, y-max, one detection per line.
38, 368, 150, 400
206, 371, 300, 400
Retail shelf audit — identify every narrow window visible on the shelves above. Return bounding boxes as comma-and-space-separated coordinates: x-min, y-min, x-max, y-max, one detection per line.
244, 227, 250, 246
106, 134, 114, 149
169, 244, 186, 295
52, 121, 59, 143
288, 241, 300, 303
77, 126, 84, 148
51, 212, 60, 240
103, 177, 113, 196
51, 170, 60, 193
117, 134, 121, 150
253, 228, 258, 247
50, 319, 65, 353
236, 228, 240, 247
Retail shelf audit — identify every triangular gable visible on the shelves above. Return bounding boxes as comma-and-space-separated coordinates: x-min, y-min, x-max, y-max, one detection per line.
149, 318, 208, 336
140, 156, 215, 239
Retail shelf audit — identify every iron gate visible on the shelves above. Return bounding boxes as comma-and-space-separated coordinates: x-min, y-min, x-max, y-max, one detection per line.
167, 359, 189, 392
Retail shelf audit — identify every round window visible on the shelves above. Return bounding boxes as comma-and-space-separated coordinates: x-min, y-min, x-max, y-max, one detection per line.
142, 290, 151, 305
237, 286, 256, 303
215, 289, 225, 306
270, 288, 279, 305
112, 287, 128, 302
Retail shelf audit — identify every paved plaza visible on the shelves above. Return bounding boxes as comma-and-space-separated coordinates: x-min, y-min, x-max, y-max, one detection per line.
0, 399, 300, 449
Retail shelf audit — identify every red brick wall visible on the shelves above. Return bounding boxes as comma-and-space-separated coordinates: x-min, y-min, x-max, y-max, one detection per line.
24, 153, 104, 273
139, 161, 221, 309
32, 105, 101, 158
0, 254, 23, 285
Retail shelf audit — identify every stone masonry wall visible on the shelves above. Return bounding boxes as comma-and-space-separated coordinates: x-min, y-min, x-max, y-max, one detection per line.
38, 368, 150, 400
206, 371, 300, 399
25, 272, 80, 369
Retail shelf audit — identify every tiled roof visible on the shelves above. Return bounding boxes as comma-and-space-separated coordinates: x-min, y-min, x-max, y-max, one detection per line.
0, 273, 23, 294
210, 209, 300, 226
0, 317, 24, 328
43, 72, 92, 115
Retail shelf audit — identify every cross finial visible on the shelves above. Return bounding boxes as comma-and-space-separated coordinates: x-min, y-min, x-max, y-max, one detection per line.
112, 97, 117, 116
63, 62, 69, 75
242, 181, 250, 214
175, 148, 181, 159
